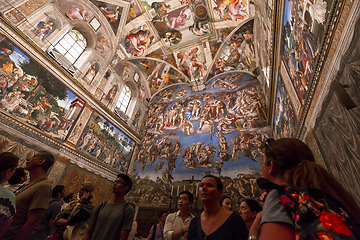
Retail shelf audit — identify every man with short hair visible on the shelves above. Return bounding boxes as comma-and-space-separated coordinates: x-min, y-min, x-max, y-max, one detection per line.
83, 173, 135, 240
4, 167, 27, 192
164, 191, 194, 240
29, 185, 67, 240
2, 151, 54, 240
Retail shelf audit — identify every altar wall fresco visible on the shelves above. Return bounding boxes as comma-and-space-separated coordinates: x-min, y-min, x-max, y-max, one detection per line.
126, 71, 271, 208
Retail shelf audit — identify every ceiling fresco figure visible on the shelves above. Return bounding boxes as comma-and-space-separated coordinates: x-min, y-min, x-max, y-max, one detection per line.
32, 13, 60, 42
125, 25, 153, 57
214, 0, 248, 21
210, 19, 255, 78
90, 0, 123, 35
66, 7, 89, 21
177, 47, 205, 81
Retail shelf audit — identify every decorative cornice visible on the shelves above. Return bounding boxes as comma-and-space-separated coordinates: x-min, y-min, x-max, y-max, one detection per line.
268, 0, 283, 129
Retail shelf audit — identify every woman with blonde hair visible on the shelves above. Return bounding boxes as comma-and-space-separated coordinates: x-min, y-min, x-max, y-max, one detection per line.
249, 138, 360, 240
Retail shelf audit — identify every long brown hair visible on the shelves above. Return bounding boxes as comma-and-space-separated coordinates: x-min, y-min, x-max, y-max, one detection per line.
264, 138, 360, 221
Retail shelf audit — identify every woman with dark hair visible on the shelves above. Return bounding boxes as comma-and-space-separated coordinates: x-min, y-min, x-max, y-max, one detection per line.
187, 175, 248, 240
249, 138, 360, 240
219, 196, 233, 211
238, 198, 262, 230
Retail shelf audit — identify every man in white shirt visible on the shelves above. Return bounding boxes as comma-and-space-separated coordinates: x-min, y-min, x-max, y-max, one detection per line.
164, 191, 195, 240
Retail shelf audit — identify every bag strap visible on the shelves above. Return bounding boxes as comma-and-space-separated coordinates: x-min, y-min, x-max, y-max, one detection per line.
119, 202, 129, 231
196, 214, 202, 240
94, 201, 107, 225
151, 224, 156, 240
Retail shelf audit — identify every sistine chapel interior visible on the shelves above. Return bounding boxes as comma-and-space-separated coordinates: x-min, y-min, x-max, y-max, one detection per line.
0, 0, 359, 237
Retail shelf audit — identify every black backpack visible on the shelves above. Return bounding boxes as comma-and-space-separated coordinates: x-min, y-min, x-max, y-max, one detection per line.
257, 178, 360, 240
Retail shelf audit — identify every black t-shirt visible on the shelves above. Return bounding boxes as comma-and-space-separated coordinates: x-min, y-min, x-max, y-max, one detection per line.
187, 212, 248, 240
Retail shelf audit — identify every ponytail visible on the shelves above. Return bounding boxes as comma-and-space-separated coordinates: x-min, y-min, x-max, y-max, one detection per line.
264, 138, 360, 222
284, 160, 360, 222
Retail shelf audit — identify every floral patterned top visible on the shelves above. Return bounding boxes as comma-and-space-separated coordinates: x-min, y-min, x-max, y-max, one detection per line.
278, 187, 359, 240
0, 184, 16, 224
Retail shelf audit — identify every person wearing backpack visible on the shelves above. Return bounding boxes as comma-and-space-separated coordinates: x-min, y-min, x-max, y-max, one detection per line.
83, 174, 134, 240
249, 138, 360, 240
147, 211, 168, 240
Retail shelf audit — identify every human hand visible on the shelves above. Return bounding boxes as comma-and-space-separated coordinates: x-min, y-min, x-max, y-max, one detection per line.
80, 191, 90, 203
260, 190, 269, 202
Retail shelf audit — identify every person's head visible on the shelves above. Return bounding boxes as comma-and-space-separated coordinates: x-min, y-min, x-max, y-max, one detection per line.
8, 167, 27, 184
52, 185, 66, 199
178, 191, 193, 211
238, 198, 262, 222
113, 173, 133, 195
63, 192, 77, 203
79, 181, 95, 200
159, 211, 168, 223
0, 152, 19, 183
25, 151, 54, 173
220, 196, 232, 211
199, 175, 223, 203
263, 138, 360, 221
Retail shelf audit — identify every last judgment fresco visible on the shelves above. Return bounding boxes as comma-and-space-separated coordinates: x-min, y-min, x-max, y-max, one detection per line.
128, 71, 271, 207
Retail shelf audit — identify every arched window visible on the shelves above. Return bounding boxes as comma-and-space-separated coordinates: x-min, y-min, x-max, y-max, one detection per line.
49, 30, 86, 74
116, 85, 131, 113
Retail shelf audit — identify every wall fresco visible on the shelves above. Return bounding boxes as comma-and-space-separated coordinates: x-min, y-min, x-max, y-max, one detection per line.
280, 0, 333, 104
127, 71, 270, 207
273, 73, 297, 139
254, 0, 273, 88
76, 111, 136, 172
0, 37, 84, 141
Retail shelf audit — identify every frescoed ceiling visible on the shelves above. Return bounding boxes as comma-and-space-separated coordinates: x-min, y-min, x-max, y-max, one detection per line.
49, 0, 257, 95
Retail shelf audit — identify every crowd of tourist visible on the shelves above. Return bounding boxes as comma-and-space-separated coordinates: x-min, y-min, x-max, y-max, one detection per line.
0, 138, 359, 240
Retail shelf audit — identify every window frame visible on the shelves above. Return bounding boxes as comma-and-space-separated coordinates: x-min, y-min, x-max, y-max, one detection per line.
116, 85, 131, 114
